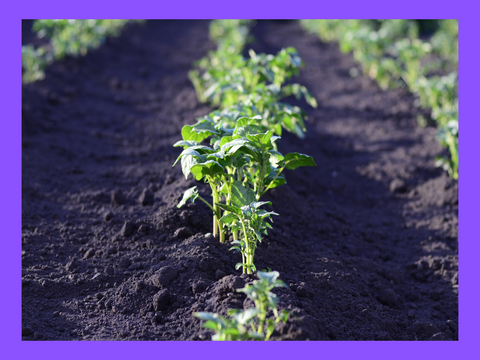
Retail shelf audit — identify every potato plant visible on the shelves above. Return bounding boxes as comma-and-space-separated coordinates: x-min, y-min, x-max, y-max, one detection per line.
194, 271, 289, 340
174, 115, 316, 256
220, 201, 277, 274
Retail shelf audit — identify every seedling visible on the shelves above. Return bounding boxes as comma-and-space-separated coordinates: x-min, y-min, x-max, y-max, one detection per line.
194, 271, 289, 340
219, 201, 277, 274
174, 116, 316, 245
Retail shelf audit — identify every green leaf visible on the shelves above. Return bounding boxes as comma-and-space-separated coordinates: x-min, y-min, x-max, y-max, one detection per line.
194, 120, 218, 134
220, 213, 239, 224
302, 87, 318, 108
270, 136, 281, 145
220, 135, 234, 147
221, 138, 249, 152
240, 205, 253, 217
180, 154, 199, 179
268, 150, 284, 166
257, 270, 280, 285
237, 285, 253, 296
207, 150, 228, 161
217, 203, 243, 216
223, 328, 240, 337
234, 124, 265, 137
283, 152, 316, 170
257, 209, 279, 219
230, 143, 258, 159
248, 331, 264, 340
265, 168, 287, 189
231, 180, 256, 207
190, 160, 224, 181
187, 145, 216, 153
235, 115, 262, 129
234, 308, 259, 324
227, 308, 242, 316
173, 140, 199, 148
177, 186, 198, 208
274, 123, 282, 136
194, 312, 221, 323
235, 263, 243, 270
203, 82, 220, 100
246, 131, 273, 148
203, 321, 220, 331
231, 224, 242, 233
293, 123, 306, 139
280, 309, 290, 322
280, 114, 295, 134
250, 201, 272, 208
181, 124, 215, 142
267, 293, 280, 308
173, 147, 201, 167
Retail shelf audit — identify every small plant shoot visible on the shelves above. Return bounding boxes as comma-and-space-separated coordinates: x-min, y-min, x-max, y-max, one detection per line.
194, 271, 290, 340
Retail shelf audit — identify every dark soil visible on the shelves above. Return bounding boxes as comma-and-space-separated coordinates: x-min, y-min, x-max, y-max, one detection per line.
21, 20, 458, 341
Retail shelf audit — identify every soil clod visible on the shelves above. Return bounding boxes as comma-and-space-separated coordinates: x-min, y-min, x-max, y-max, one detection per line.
139, 189, 154, 206
111, 190, 126, 205
120, 221, 134, 237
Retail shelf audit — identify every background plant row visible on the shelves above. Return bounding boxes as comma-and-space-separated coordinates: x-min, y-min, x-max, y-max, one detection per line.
300, 20, 458, 180
22, 20, 138, 83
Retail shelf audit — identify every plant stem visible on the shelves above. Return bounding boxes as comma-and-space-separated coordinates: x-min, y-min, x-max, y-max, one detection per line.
225, 174, 239, 241
256, 152, 267, 200
257, 310, 265, 335
213, 184, 225, 243
210, 183, 220, 239
239, 217, 251, 274
196, 195, 215, 212
226, 176, 235, 241
241, 252, 245, 274
194, 193, 218, 238
218, 214, 225, 243
213, 215, 218, 238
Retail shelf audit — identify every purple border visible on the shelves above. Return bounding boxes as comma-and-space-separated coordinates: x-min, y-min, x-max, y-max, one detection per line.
5, 0, 475, 359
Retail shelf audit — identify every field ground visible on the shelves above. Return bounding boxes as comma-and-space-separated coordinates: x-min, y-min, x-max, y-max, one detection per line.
22, 20, 458, 340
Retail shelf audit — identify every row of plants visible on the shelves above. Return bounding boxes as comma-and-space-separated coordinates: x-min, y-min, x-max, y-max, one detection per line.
175, 20, 317, 274
300, 20, 458, 180
174, 20, 318, 340
22, 20, 138, 83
